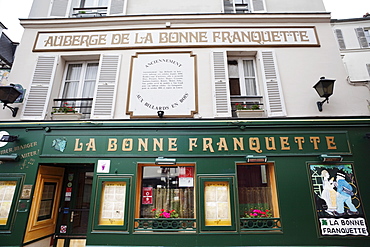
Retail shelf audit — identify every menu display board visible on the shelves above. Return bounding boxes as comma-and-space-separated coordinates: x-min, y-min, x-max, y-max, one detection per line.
99, 181, 126, 225
0, 181, 16, 225
204, 181, 231, 226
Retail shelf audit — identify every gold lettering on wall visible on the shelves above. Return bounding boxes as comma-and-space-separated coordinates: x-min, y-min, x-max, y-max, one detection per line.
294, 137, 305, 150
280, 137, 290, 150
325, 136, 337, 150
310, 137, 320, 150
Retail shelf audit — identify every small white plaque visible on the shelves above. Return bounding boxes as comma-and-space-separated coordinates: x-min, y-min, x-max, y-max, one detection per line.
97, 160, 111, 173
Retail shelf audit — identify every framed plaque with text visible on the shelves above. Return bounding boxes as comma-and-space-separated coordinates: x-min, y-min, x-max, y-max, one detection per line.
127, 52, 198, 118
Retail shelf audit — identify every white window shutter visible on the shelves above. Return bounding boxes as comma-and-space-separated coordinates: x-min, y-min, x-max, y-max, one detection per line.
259, 51, 286, 117
335, 29, 346, 49
91, 54, 120, 119
251, 0, 266, 12
212, 51, 231, 117
21, 56, 58, 120
50, 0, 70, 17
109, 0, 126, 15
355, 28, 369, 48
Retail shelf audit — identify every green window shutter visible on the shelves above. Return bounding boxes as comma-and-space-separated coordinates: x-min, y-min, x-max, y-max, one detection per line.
212, 51, 231, 117
50, 0, 70, 17
109, 0, 125, 15
251, 0, 266, 12
21, 56, 57, 120
91, 54, 120, 119
259, 51, 286, 117
335, 29, 346, 49
355, 28, 369, 48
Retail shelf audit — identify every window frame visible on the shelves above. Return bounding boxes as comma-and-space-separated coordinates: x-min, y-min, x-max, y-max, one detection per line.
134, 163, 196, 232
198, 176, 237, 232
236, 162, 280, 217
61, 61, 99, 100
92, 175, 131, 231
0, 174, 24, 232
224, 0, 251, 13
236, 162, 281, 231
228, 57, 259, 97
80, 0, 110, 8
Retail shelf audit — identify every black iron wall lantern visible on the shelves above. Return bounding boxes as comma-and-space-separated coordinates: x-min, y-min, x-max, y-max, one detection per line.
313, 77, 336, 112
0, 85, 22, 117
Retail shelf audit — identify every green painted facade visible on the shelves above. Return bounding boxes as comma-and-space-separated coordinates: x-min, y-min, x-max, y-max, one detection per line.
0, 118, 370, 246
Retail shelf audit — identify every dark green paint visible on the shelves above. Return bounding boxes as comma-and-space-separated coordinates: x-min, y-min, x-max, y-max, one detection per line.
0, 118, 369, 246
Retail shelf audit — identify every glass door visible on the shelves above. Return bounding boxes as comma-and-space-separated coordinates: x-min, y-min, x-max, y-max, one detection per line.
54, 165, 94, 247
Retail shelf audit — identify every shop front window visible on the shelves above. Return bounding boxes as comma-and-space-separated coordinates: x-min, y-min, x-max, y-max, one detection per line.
135, 165, 196, 231
237, 163, 281, 230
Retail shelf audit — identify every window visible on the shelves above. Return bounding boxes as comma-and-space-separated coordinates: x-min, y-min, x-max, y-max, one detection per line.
237, 163, 281, 230
367, 64, 370, 77
135, 164, 195, 231
80, 0, 109, 7
224, 0, 265, 13
355, 28, 370, 48
364, 29, 370, 46
224, 0, 250, 13
228, 58, 257, 96
37, 182, 57, 221
228, 57, 262, 115
58, 61, 99, 117
334, 29, 346, 49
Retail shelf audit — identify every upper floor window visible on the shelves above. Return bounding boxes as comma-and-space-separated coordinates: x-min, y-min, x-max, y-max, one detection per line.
224, 0, 250, 13
364, 29, 370, 46
80, 0, 109, 7
56, 61, 99, 118
224, 0, 265, 13
355, 28, 370, 48
228, 58, 257, 96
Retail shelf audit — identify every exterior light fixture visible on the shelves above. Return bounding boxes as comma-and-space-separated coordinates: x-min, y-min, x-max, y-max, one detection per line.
320, 154, 343, 162
246, 155, 267, 163
0, 85, 22, 117
0, 153, 19, 161
0, 135, 18, 142
157, 111, 164, 118
313, 77, 336, 112
155, 157, 176, 165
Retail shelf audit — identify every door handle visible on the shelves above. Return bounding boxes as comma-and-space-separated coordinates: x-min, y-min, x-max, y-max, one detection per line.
70, 211, 74, 223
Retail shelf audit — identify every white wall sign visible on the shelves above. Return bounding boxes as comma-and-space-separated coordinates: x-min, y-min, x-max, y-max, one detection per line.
97, 160, 111, 173
127, 52, 197, 117
34, 27, 319, 51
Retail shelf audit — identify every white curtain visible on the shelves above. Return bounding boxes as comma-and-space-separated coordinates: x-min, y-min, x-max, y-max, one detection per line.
63, 64, 82, 98
243, 60, 257, 96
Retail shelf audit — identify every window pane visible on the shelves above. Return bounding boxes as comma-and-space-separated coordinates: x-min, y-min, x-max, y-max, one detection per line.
229, 78, 241, 95
140, 166, 194, 218
237, 165, 276, 218
82, 63, 98, 98
243, 60, 257, 95
63, 64, 82, 98
0, 181, 16, 225
37, 182, 56, 221
99, 181, 126, 226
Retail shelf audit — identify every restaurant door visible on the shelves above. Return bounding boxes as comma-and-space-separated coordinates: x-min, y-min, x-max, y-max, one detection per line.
54, 165, 94, 247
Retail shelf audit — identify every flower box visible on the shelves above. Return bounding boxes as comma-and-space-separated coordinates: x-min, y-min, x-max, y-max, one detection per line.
236, 109, 265, 118
51, 112, 83, 120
